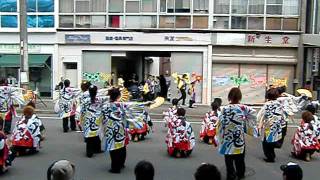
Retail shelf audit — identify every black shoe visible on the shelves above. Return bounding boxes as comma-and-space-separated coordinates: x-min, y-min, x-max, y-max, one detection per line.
86, 153, 93, 158
63, 129, 68, 133
109, 169, 120, 174
263, 158, 275, 163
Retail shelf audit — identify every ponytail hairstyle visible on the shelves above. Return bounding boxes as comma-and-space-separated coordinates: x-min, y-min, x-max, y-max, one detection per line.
89, 85, 98, 104
63, 79, 71, 93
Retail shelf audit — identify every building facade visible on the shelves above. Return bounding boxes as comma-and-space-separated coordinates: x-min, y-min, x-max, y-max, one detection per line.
0, 0, 303, 104
303, 0, 320, 100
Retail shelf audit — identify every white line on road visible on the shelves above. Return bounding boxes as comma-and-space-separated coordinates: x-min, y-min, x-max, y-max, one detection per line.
36, 116, 299, 128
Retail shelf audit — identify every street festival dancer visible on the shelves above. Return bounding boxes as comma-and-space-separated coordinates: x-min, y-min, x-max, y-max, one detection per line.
291, 111, 320, 161
101, 88, 145, 174
258, 88, 310, 163
163, 98, 179, 127
11, 106, 43, 156
0, 117, 10, 173
56, 79, 80, 132
199, 99, 222, 145
166, 108, 195, 158
217, 87, 257, 180
80, 85, 108, 158
0, 79, 25, 134
128, 102, 153, 142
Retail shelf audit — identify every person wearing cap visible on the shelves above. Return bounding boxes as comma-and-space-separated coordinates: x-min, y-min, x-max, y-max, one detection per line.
280, 162, 303, 180
292, 111, 320, 161
47, 160, 75, 180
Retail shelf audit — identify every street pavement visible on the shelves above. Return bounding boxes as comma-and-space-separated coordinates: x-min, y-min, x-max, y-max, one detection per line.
1, 116, 319, 180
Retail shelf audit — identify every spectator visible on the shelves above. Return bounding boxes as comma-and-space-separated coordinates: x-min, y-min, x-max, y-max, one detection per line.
194, 163, 221, 180
134, 160, 154, 180
280, 162, 303, 180
47, 160, 75, 180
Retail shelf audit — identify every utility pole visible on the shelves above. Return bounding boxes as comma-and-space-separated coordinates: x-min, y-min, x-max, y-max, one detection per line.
19, 0, 29, 89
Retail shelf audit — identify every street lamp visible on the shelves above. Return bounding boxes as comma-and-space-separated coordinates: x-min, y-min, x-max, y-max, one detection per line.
19, 0, 29, 88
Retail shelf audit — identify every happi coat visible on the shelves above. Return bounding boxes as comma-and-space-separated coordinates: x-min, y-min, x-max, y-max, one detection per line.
57, 87, 80, 118
217, 104, 257, 155
292, 120, 320, 156
0, 86, 24, 120
200, 111, 219, 140
12, 114, 43, 149
166, 116, 195, 153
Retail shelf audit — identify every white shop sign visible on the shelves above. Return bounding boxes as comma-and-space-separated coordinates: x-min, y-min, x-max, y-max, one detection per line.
0, 44, 42, 53
215, 33, 299, 47
61, 32, 211, 45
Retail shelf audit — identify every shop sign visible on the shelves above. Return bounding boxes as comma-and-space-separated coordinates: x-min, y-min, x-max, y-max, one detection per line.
0, 44, 41, 53
164, 36, 193, 41
65, 34, 91, 44
105, 36, 134, 41
246, 34, 298, 46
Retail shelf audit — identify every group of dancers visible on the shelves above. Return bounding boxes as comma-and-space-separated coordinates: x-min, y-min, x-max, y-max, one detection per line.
0, 81, 45, 173
1, 76, 320, 180
163, 86, 319, 180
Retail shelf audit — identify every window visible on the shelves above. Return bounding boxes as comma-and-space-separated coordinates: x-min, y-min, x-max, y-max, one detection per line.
27, 0, 37, 12
283, 0, 299, 15
160, 0, 166, 12
167, 0, 190, 13
193, 0, 209, 13
140, 16, 157, 28
38, 0, 54, 12
126, 16, 157, 28
283, 18, 298, 30
1, 15, 17, 28
248, 17, 263, 29
28, 15, 37, 28
125, 16, 140, 28
27, 15, 54, 28
213, 16, 229, 29
231, 16, 246, 29
193, 16, 208, 29
266, 17, 281, 30
109, 0, 123, 13
175, 16, 190, 28
38, 15, 54, 27
108, 15, 124, 28
92, 0, 106, 12
249, 0, 264, 14
28, 0, 54, 12
0, 0, 17, 12
76, 0, 90, 12
126, 1, 140, 13
232, 0, 248, 14
176, 0, 190, 13
59, 0, 74, 13
76, 15, 90, 28
141, 0, 157, 12
266, 0, 282, 15
160, 16, 174, 28
59, 16, 74, 28
214, 0, 229, 14
91, 15, 106, 28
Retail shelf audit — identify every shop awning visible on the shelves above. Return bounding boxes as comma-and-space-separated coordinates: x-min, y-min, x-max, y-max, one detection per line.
0, 54, 51, 68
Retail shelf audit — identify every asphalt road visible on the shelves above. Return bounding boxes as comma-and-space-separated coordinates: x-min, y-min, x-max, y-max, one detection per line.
1, 117, 319, 180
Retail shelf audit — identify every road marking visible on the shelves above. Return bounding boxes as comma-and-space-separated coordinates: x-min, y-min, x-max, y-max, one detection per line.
36, 116, 299, 128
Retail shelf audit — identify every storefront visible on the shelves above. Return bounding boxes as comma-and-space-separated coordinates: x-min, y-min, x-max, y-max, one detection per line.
0, 32, 56, 97
56, 32, 212, 104
211, 33, 299, 104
